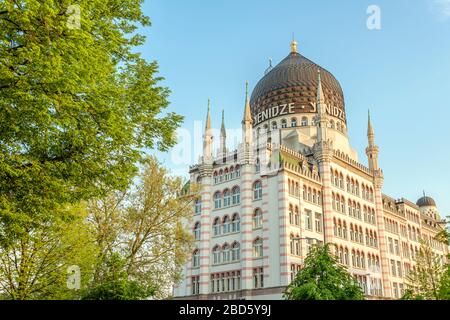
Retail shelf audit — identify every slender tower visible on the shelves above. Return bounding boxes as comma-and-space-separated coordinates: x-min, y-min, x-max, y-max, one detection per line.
366, 111, 391, 298
239, 82, 255, 294
313, 70, 334, 244
197, 100, 214, 298
219, 109, 227, 158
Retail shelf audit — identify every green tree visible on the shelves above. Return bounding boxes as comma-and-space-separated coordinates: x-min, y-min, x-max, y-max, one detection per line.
403, 238, 447, 300
81, 253, 154, 300
0, 0, 182, 247
85, 156, 196, 299
0, 203, 98, 300
284, 244, 364, 300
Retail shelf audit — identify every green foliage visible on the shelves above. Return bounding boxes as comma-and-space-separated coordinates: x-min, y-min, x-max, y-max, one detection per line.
81, 254, 154, 300
0, 203, 98, 300
403, 239, 448, 300
86, 156, 196, 299
0, 0, 182, 245
284, 244, 364, 300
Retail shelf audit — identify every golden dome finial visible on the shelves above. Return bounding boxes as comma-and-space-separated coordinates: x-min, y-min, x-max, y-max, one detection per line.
290, 33, 298, 53
290, 39, 298, 53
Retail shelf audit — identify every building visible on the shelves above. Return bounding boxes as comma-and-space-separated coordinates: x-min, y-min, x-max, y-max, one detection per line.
173, 40, 448, 300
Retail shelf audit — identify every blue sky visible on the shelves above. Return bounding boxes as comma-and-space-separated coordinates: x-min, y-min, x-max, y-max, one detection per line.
138, 0, 450, 216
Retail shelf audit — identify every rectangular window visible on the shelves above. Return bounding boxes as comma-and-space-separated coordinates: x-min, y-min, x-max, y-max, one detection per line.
394, 239, 400, 256
388, 237, 394, 254
391, 259, 396, 276
305, 210, 312, 230
253, 268, 264, 288
192, 276, 200, 295
393, 282, 399, 298
397, 261, 402, 278
315, 212, 323, 233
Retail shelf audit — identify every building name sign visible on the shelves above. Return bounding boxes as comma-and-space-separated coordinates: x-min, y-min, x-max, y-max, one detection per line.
253, 102, 346, 125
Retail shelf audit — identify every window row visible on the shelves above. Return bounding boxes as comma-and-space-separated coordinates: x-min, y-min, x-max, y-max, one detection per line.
335, 246, 380, 271
384, 218, 399, 235
213, 165, 241, 184
212, 242, 240, 264
330, 169, 374, 201
407, 225, 421, 242
210, 271, 241, 293
213, 187, 241, 209
406, 209, 420, 224
333, 218, 378, 247
212, 214, 240, 236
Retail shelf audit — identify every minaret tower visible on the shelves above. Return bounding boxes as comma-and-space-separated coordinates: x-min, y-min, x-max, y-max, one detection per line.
366, 110, 379, 171
202, 99, 213, 164
239, 81, 255, 292
313, 70, 334, 244
219, 109, 227, 157
241, 81, 253, 163
365, 110, 392, 298
198, 99, 214, 298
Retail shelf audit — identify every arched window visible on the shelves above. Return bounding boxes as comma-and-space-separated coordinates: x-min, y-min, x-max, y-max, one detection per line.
295, 206, 300, 226
193, 222, 201, 240
219, 169, 224, 182
330, 120, 335, 129
223, 189, 231, 207
344, 248, 349, 265
212, 245, 221, 264
213, 171, 218, 184
223, 215, 231, 234
232, 186, 240, 204
332, 193, 336, 210
291, 118, 297, 127
224, 168, 229, 181
235, 165, 241, 177
194, 198, 201, 214
343, 221, 348, 239
232, 213, 240, 232
272, 121, 277, 130
229, 166, 234, 179
255, 158, 261, 173
307, 187, 312, 202
341, 196, 346, 213
222, 243, 230, 263
337, 121, 342, 131
253, 238, 263, 258
192, 249, 200, 267
290, 234, 295, 254
301, 116, 308, 126
213, 217, 221, 236
281, 119, 287, 128
303, 185, 307, 200
214, 191, 222, 209
253, 209, 263, 229
253, 181, 262, 200
289, 204, 294, 225
264, 123, 269, 132
231, 242, 240, 261
339, 173, 344, 189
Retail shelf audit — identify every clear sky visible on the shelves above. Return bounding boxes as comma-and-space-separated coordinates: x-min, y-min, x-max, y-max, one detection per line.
138, 0, 450, 216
